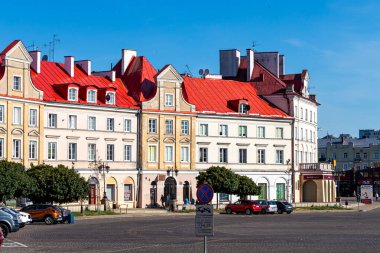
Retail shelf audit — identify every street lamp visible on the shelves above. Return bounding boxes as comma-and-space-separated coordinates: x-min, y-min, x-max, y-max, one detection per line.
98, 163, 110, 211
167, 167, 178, 177
333, 170, 344, 202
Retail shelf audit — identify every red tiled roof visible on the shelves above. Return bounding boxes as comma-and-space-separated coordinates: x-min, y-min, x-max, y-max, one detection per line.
31, 61, 138, 108
182, 76, 288, 117
0, 40, 20, 55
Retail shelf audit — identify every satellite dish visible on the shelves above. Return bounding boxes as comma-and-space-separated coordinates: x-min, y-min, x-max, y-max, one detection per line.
42, 55, 48, 61
105, 94, 111, 101
199, 69, 204, 76
204, 69, 210, 76
245, 104, 251, 111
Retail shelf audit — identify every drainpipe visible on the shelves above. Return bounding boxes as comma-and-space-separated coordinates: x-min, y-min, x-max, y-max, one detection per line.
136, 109, 141, 208
285, 94, 296, 203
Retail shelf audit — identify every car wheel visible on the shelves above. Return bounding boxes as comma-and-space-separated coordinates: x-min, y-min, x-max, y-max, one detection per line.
0, 223, 9, 238
44, 216, 54, 225
226, 208, 233, 214
278, 210, 283, 214
245, 209, 252, 215
287, 211, 292, 214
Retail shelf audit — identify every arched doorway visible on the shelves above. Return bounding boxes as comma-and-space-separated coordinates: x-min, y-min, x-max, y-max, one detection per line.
88, 177, 99, 205
150, 181, 157, 206
303, 180, 317, 202
106, 177, 117, 202
183, 181, 190, 203
164, 177, 177, 204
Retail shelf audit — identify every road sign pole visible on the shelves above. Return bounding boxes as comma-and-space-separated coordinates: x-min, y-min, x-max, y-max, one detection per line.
204, 235, 207, 253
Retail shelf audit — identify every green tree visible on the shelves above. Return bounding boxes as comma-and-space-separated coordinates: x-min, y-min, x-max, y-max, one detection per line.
27, 164, 89, 204
233, 175, 260, 199
0, 160, 35, 201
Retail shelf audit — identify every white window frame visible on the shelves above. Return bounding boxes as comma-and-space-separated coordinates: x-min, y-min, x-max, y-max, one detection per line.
199, 124, 208, 136
68, 115, 77, 129
87, 89, 97, 103
239, 125, 247, 137
106, 144, 115, 161
48, 113, 57, 128
276, 127, 284, 139
180, 146, 189, 163
12, 139, 21, 159
29, 108, 38, 127
124, 145, 132, 161
28, 140, 38, 160
88, 143, 96, 161
107, 118, 115, 131
219, 124, 228, 137
148, 145, 157, 162
124, 119, 131, 132
148, 118, 157, 134
13, 106, 21, 125
199, 147, 208, 163
68, 143, 77, 161
276, 150, 284, 164
165, 93, 174, 107
257, 126, 265, 138
48, 142, 57, 160
181, 120, 189, 135
219, 148, 228, 163
165, 119, 174, 135
68, 87, 78, 101
88, 116, 96, 130
106, 91, 115, 105
164, 145, 174, 162
257, 149, 265, 164
0, 105, 4, 123
239, 103, 249, 114
239, 149, 247, 163
13, 75, 22, 91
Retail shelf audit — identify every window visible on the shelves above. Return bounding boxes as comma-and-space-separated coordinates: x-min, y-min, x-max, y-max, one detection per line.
276, 183, 286, 200
239, 126, 247, 137
239, 149, 247, 163
257, 126, 265, 138
0, 105, 4, 123
68, 88, 78, 101
148, 145, 157, 162
107, 118, 114, 131
124, 184, 132, 201
28, 141, 37, 160
219, 193, 229, 202
199, 148, 208, 163
276, 128, 283, 139
309, 130, 312, 142
106, 144, 114, 161
68, 115, 77, 129
239, 103, 249, 114
181, 120, 189, 135
219, 148, 228, 163
48, 142, 57, 160
199, 124, 208, 136
364, 153, 368, 159
343, 164, 348, 171
276, 150, 284, 164
124, 119, 131, 132
48, 114, 57, 128
355, 153, 360, 159
300, 107, 303, 119
68, 143, 77, 160
344, 153, 348, 159
13, 107, 21, 125
13, 76, 21, 90
12, 139, 21, 159
305, 130, 308, 142
219, 125, 228, 137
165, 119, 174, 135
374, 152, 379, 159
165, 146, 173, 162
87, 90, 96, 103
0, 138, 3, 158
181, 146, 189, 162
106, 92, 115, 105
124, 145, 132, 161
165, 94, 174, 106
257, 149, 265, 164
29, 109, 37, 127
295, 127, 298, 139
310, 111, 313, 122
88, 116, 96, 130
148, 118, 157, 134
88, 144, 96, 161
300, 128, 303, 140
305, 109, 308, 121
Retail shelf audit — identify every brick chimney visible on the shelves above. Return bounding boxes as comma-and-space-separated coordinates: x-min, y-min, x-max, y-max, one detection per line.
30, 51, 41, 74
64, 56, 74, 77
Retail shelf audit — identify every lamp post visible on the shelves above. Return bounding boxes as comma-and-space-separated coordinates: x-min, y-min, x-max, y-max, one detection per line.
98, 163, 110, 211
167, 167, 178, 177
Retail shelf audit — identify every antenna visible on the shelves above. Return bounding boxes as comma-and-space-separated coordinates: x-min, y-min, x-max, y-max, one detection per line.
27, 41, 38, 51
44, 34, 60, 61
252, 40, 260, 50
185, 65, 193, 76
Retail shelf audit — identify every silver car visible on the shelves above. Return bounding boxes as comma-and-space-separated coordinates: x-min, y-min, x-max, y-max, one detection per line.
257, 200, 278, 214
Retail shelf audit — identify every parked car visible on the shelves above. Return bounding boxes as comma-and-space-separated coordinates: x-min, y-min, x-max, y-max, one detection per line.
0, 207, 24, 228
10, 208, 32, 225
276, 201, 293, 214
0, 209, 20, 238
20, 204, 62, 225
257, 200, 278, 214
0, 227, 3, 246
225, 200, 262, 215
55, 206, 71, 223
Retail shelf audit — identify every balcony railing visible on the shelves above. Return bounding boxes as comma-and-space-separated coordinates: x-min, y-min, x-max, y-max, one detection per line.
299, 163, 333, 171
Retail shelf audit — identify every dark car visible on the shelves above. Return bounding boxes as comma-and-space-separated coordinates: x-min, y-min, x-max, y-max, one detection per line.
20, 204, 62, 225
55, 206, 71, 223
225, 200, 262, 215
276, 201, 293, 214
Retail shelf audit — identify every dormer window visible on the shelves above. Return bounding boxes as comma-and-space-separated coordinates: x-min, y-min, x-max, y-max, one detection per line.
165, 94, 174, 107
239, 103, 250, 114
68, 88, 78, 101
87, 90, 97, 103
106, 92, 115, 105
13, 76, 22, 91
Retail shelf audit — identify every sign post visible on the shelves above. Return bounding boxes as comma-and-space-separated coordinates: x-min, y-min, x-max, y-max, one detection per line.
195, 184, 214, 253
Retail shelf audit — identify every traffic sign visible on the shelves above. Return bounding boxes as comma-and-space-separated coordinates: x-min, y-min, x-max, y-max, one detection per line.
196, 184, 214, 204
195, 204, 214, 237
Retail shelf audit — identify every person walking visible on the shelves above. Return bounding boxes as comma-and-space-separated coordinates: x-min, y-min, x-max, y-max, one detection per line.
160, 195, 165, 208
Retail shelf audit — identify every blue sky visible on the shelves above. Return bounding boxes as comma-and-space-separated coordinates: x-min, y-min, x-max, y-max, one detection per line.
1, 0, 379, 137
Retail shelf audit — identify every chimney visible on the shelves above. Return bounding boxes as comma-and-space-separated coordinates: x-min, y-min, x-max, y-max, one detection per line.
121, 49, 137, 75
285, 83, 294, 93
219, 49, 241, 77
75, 60, 91, 75
64, 56, 74, 77
246, 49, 254, 81
279, 55, 285, 75
93, 70, 116, 82
30, 51, 41, 74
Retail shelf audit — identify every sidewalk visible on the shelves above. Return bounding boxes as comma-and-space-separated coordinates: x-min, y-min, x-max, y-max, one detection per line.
346, 201, 380, 212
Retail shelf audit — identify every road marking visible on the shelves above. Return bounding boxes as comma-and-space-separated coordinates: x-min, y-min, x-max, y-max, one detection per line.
2, 239, 28, 248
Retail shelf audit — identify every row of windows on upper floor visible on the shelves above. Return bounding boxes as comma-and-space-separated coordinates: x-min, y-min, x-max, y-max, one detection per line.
295, 127, 317, 143
320, 152, 380, 161
148, 119, 286, 138
294, 150, 316, 164
146, 145, 286, 165
0, 105, 39, 127
294, 105, 317, 123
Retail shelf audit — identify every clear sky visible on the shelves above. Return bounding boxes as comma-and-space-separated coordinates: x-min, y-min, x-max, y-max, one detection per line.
1, 0, 379, 137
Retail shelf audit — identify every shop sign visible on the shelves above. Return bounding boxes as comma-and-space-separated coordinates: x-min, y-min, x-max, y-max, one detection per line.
324, 175, 334, 180
303, 175, 323, 180
360, 185, 373, 200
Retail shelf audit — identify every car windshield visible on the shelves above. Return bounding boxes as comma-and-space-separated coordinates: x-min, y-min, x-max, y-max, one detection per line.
282, 202, 291, 205
268, 201, 277, 205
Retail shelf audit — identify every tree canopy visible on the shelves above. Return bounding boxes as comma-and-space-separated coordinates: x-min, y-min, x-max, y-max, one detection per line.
196, 166, 239, 194
233, 175, 260, 199
27, 164, 89, 204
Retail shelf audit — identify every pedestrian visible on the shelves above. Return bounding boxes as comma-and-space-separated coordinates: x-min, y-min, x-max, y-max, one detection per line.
376, 193, 379, 201
160, 195, 165, 208
190, 198, 195, 205
184, 197, 189, 205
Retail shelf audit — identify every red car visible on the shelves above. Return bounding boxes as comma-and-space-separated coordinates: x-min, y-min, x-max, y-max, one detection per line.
0, 228, 3, 247
225, 200, 262, 215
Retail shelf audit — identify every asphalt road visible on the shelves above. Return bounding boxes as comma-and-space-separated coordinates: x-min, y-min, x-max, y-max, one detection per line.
2, 209, 380, 253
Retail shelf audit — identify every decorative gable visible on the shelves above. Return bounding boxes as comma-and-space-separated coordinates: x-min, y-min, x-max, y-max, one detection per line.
28, 130, 40, 137
147, 136, 159, 142
11, 128, 24, 135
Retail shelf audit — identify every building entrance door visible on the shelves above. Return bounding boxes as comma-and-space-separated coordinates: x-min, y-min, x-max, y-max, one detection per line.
164, 177, 177, 203
303, 180, 317, 202
89, 185, 96, 204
